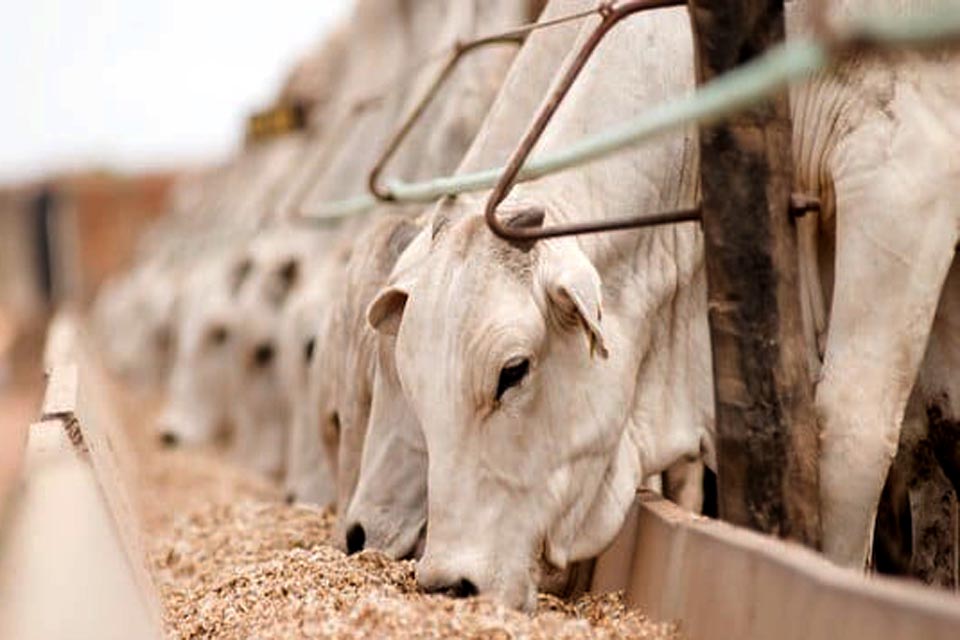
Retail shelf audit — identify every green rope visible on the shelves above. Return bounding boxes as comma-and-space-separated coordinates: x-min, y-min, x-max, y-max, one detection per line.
301, 3, 960, 221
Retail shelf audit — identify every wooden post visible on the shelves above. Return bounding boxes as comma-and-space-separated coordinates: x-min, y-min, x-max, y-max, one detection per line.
688, 0, 821, 547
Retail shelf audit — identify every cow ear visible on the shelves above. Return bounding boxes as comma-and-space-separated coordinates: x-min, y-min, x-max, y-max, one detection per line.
367, 286, 409, 337
545, 256, 608, 359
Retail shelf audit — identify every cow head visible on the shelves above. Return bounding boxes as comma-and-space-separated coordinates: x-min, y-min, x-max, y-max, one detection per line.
229, 287, 294, 480
367, 210, 639, 610
157, 268, 239, 448
225, 228, 328, 479
325, 217, 427, 556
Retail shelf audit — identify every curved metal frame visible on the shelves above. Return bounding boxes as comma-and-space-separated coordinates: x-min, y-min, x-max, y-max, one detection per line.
484, 0, 695, 242
367, 5, 605, 202
367, 36, 524, 202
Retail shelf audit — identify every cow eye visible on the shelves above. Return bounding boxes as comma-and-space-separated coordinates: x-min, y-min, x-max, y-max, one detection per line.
496, 358, 530, 402
279, 258, 299, 289
270, 258, 300, 307
321, 412, 340, 449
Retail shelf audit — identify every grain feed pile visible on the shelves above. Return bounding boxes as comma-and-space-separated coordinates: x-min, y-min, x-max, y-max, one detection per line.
121, 388, 680, 639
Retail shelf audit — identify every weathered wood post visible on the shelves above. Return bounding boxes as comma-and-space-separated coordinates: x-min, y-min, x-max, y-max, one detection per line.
687, 0, 821, 547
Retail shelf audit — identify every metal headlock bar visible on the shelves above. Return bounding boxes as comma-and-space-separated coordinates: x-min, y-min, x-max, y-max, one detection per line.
295, 1, 960, 224
485, 0, 693, 242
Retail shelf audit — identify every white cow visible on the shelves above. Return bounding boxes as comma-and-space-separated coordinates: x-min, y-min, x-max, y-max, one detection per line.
344, 0, 601, 559
157, 226, 315, 464
281, 235, 351, 506
368, 1, 960, 609
228, 227, 329, 479
91, 15, 350, 390
92, 258, 178, 386
303, 0, 543, 538
158, 247, 249, 447
329, 215, 427, 553
282, 0, 451, 503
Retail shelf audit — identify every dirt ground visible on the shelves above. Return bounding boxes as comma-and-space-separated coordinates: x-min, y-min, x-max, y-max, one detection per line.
108, 379, 682, 639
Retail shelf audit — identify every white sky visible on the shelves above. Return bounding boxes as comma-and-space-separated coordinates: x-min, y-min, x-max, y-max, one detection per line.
0, 0, 350, 183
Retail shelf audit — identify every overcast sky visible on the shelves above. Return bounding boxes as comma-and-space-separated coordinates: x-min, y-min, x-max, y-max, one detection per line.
0, 0, 350, 183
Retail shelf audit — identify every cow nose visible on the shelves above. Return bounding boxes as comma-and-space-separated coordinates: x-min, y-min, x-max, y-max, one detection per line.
451, 578, 478, 598
417, 561, 481, 599
159, 431, 179, 448
284, 491, 296, 505
345, 523, 366, 555
253, 342, 275, 368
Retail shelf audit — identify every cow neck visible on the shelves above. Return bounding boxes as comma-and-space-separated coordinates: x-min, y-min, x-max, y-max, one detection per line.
505, 3, 711, 478
527, 135, 711, 475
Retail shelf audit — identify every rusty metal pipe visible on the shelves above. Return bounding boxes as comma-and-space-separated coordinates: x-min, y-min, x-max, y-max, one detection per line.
484, 0, 688, 242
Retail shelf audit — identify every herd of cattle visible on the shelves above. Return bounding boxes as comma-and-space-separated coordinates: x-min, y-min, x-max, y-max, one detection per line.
91, 0, 960, 611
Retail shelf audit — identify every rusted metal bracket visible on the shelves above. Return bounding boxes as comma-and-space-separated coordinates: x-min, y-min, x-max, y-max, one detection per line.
368, 5, 604, 202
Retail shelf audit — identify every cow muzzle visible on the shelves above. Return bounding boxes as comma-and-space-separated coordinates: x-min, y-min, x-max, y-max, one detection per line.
341, 515, 425, 560
415, 551, 537, 611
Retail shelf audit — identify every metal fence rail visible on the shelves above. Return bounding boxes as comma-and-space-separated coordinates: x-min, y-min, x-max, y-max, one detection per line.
298, 1, 960, 221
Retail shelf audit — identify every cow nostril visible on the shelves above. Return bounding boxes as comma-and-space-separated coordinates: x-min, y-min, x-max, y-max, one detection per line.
284, 491, 296, 505
253, 342, 275, 367
159, 431, 179, 448
452, 578, 478, 598
345, 523, 366, 555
